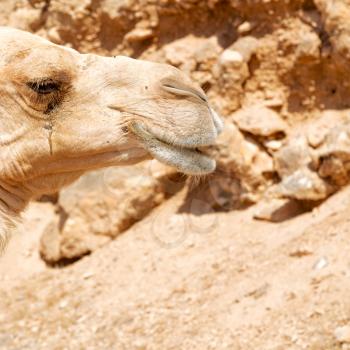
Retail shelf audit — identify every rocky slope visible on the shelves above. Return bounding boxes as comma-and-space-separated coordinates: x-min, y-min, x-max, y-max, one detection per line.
2, 0, 350, 349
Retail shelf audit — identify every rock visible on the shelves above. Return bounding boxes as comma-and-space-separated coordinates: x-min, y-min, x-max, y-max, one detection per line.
163, 35, 222, 79
306, 121, 331, 150
254, 198, 304, 222
334, 325, 350, 344
193, 37, 223, 69
295, 31, 321, 62
318, 156, 348, 186
274, 137, 313, 178
313, 257, 329, 270
207, 175, 249, 210
219, 50, 244, 67
125, 27, 154, 42
264, 139, 283, 151
230, 36, 260, 62
203, 122, 274, 209
317, 125, 350, 185
232, 105, 288, 137
209, 38, 257, 115
215, 122, 274, 178
263, 98, 284, 108
307, 130, 327, 149
9, 8, 42, 31
237, 21, 253, 34
314, 0, 350, 64
47, 27, 64, 44
273, 168, 334, 201
318, 125, 350, 161
40, 162, 182, 263
305, 110, 350, 149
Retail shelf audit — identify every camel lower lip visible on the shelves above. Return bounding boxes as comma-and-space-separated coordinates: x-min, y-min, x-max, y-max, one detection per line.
129, 122, 216, 175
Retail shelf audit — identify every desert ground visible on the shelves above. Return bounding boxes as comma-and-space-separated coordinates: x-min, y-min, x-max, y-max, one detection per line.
2, 0, 350, 349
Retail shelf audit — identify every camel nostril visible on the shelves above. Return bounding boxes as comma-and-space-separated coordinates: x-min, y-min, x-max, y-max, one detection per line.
162, 81, 208, 103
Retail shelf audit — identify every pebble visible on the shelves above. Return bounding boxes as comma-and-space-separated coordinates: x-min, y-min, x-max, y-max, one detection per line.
83, 271, 95, 279
264, 139, 283, 151
238, 21, 252, 34
254, 198, 303, 223
264, 98, 284, 108
59, 299, 68, 309
313, 257, 328, 270
219, 50, 244, 67
125, 28, 154, 42
334, 325, 350, 343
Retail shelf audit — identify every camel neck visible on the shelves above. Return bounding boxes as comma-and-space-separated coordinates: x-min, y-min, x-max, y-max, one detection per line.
0, 202, 14, 253
0, 181, 29, 214
0, 182, 28, 253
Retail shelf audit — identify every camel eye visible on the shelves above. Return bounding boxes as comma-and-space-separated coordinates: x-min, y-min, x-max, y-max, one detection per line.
27, 79, 60, 95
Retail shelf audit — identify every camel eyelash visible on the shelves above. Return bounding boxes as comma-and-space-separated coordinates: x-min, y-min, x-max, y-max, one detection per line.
25, 79, 67, 114
26, 79, 61, 95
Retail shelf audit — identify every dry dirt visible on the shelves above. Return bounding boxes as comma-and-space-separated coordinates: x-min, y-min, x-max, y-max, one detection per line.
2, 0, 350, 349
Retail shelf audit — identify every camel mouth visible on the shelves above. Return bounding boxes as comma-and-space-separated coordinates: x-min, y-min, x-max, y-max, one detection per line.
129, 121, 216, 175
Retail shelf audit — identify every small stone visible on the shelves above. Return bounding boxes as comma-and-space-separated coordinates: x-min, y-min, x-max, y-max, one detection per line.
274, 137, 313, 178
230, 36, 260, 62
125, 28, 154, 42
334, 325, 350, 343
47, 27, 64, 44
83, 271, 95, 280
59, 300, 68, 309
9, 8, 42, 31
318, 156, 348, 186
274, 168, 335, 201
318, 126, 350, 161
264, 139, 283, 151
295, 31, 321, 62
219, 50, 244, 67
31, 326, 39, 333
313, 257, 328, 270
232, 105, 288, 137
133, 339, 147, 349
254, 198, 304, 223
307, 130, 326, 148
264, 98, 284, 108
238, 21, 252, 34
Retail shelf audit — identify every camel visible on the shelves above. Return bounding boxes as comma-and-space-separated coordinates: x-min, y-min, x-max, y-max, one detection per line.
0, 27, 223, 251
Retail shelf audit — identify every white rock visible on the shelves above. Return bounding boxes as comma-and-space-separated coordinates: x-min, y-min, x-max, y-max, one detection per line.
334, 325, 350, 343
230, 36, 260, 62
313, 257, 328, 270
125, 28, 153, 42
232, 105, 288, 137
238, 21, 252, 34
264, 139, 283, 151
254, 198, 303, 223
219, 50, 244, 67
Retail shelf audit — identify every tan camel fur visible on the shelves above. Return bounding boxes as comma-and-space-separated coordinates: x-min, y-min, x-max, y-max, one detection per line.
0, 27, 223, 251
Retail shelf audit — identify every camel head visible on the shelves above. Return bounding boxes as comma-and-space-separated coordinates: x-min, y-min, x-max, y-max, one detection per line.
0, 27, 223, 217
